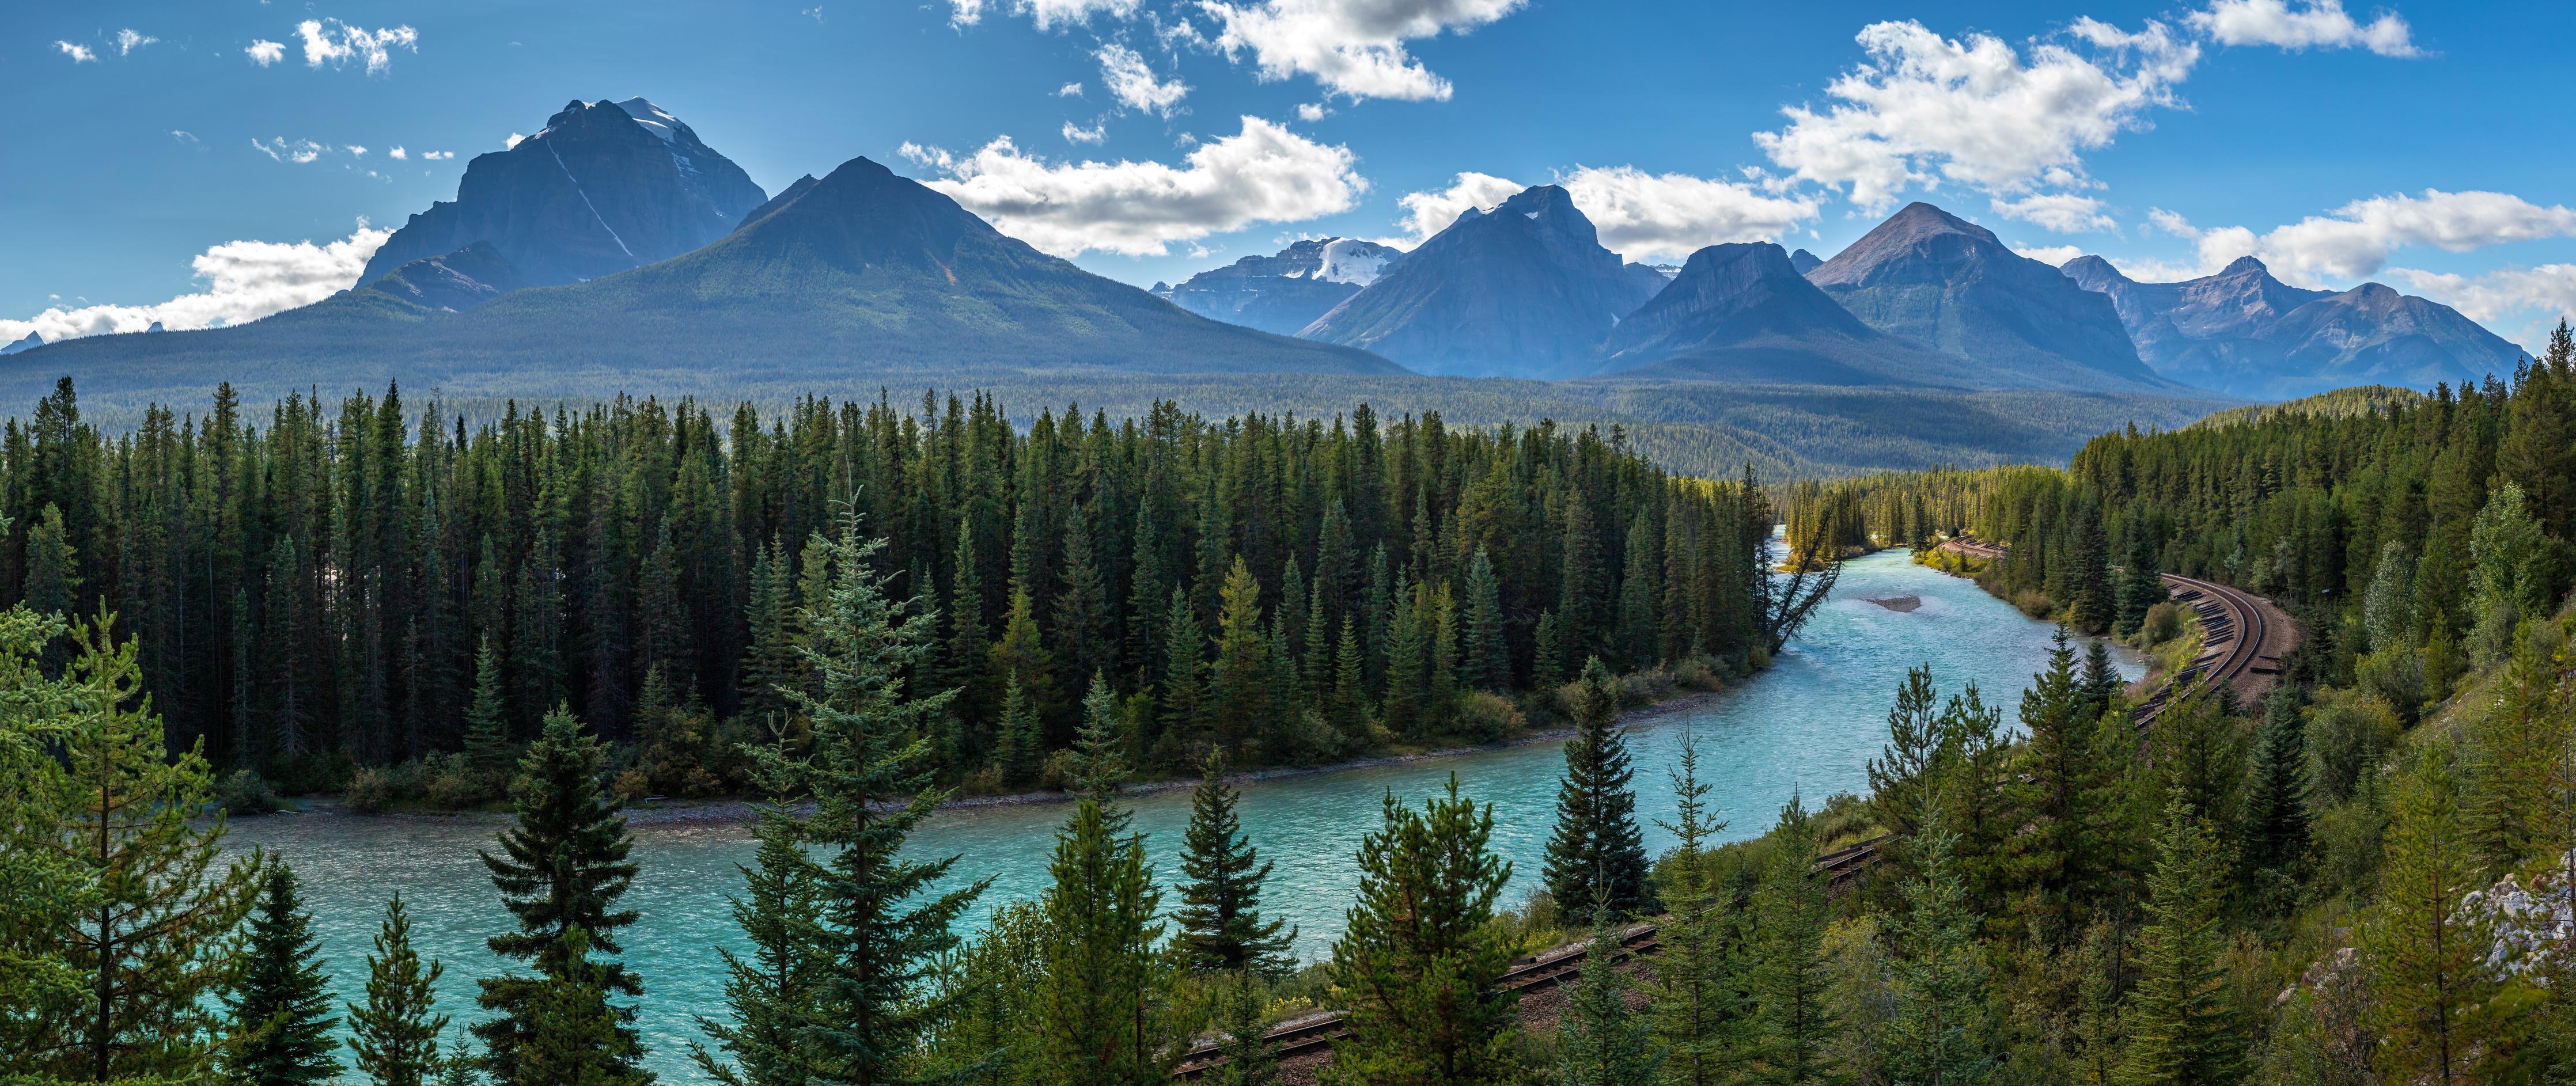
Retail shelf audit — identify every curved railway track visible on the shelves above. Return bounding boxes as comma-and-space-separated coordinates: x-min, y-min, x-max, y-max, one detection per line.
1173, 543, 2289, 1079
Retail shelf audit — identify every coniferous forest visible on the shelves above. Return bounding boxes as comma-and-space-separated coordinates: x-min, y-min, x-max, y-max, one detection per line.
0, 377, 1779, 803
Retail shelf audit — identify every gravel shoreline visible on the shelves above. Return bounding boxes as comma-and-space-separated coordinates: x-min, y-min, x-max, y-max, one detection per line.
264, 686, 1735, 829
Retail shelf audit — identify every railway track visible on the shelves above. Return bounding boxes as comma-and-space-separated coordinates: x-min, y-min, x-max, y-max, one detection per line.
1173, 544, 2286, 1079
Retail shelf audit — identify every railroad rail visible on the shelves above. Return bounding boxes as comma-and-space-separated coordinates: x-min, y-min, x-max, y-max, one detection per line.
1172, 542, 2286, 1079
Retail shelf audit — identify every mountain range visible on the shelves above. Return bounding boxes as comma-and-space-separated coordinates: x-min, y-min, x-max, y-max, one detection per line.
2061, 254, 2524, 398
8, 94, 2530, 416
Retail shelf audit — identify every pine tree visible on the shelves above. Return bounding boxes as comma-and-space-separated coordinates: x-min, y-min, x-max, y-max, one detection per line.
1321, 776, 1520, 1086
473, 707, 646, 1086
1037, 675, 1170, 1086
516, 928, 649, 1086
226, 863, 342, 1086
740, 539, 803, 731
2114, 795, 2242, 1086
2239, 685, 2309, 884
348, 893, 450, 1086
2363, 751, 2498, 1086
2078, 639, 2122, 718
943, 526, 994, 747
1543, 658, 1650, 921
24, 614, 261, 1081
1175, 749, 1297, 976
1884, 800, 1991, 1086
995, 677, 1043, 784
784, 512, 986, 1086
1751, 796, 1838, 1085
1554, 923, 1660, 1086
1158, 586, 1207, 755
2007, 629, 2108, 937
463, 637, 512, 791
1209, 557, 1274, 749
1651, 729, 1739, 1086
1331, 617, 1366, 739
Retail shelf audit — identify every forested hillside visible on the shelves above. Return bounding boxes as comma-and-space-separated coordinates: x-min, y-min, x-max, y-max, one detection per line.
0, 377, 1784, 798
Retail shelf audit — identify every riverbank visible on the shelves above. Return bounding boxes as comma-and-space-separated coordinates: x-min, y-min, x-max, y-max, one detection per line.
252, 678, 1743, 829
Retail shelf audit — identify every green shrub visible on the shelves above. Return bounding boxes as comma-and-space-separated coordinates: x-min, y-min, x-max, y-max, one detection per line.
215, 769, 283, 815
1453, 691, 1524, 744
344, 767, 392, 814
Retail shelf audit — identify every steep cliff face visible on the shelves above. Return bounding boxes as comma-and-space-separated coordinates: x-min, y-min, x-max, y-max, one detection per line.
1809, 203, 2167, 391
1153, 237, 1407, 335
356, 98, 767, 289
1300, 185, 1664, 379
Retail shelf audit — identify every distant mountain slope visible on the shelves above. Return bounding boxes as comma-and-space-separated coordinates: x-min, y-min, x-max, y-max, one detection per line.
356, 242, 531, 313
355, 98, 767, 289
1809, 203, 2169, 392
1789, 249, 1824, 275
1152, 237, 1406, 335
2063, 255, 2526, 398
0, 332, 40, 356
2191, 385, 2424, 428
1593, 242, 1983, 387
1300, 185, 1664, 379
11, 155, 1400, 398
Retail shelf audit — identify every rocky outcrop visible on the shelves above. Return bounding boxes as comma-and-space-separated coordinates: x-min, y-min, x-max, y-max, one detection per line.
1154, 237, 1407, 335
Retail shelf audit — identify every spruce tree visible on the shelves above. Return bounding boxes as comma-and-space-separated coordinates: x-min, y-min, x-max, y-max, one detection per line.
474, 706, 646, 1086
1330, 618, 1367, 739
692, 801, 821, 1086
2239, 685, 2309, 884
1651, 729, 1740, 1086
1159, 586, 1207, 753
994, 677, 1043, 784
1037, 675, 1170, 1086
1205, 975, 1278, 1086
1174, 749, 1297, 976
348, 893, 450, 1086
1885, 800, 1991, 1086
1321, 776, 1520, 1086
1209, 557, 1274, 749
2078, 639, 2122, 717
785, 512, 986, 1086
1554, 923, 1660, 1086
226, 863, 342, 1086
2006, 630, 2108, 937
2114, 795, 2242, 1086
1752, 796, 1838, 1085
1462, 546, 1509, 691
1543, 658, 1650, 921
463, 637, 512, 791
516, 928, 649, 1086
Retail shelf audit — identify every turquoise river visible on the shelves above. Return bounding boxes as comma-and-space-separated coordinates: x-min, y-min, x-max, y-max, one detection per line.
221, 548, 2137, 1081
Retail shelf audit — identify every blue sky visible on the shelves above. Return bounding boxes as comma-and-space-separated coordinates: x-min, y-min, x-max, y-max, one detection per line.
7, 0, 2574, 348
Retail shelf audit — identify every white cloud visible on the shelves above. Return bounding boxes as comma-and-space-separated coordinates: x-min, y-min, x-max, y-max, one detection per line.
1058, 81, 1086, 97
1096, 43, 1191, 116
251, 137, 329, 164
170, 130, 200, 145
296, 18, 419, 74
505, 134, 527, 149
2385, 265, 2574, 348
1992, 192, 2116, 233
1062, 120, 1108, 144
2157, 191, 2576, 286
0, 225, 392, 345
1755, 18, 2198, 212
346, 145, 369, 157
115, 29, 157, 56
904, 115, 1366, 257
422, 150, 454, 160
1556, 166, 1820, 263
55, 41, 97, 63
247, 39, 286, 66
950, 0, 1139, 31
2188, 0, 2417, 56
1389, 170, 1525, 244
1297, 102, 1330, 121
803, 6, 826, 22
2011, 242, 2089, 265
1200, 0, 1526, 102
388, 146, 407, 160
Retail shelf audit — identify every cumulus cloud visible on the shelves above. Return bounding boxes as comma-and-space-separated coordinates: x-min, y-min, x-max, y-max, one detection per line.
1992, 192, 2117, 233
388, 146, 407, 160
1062, 120, 1108, 144
1296, 102, 1330, 121
950, 0, 1139, 30
1389, 171, 1525, 244
1755, 18, 2198, 212
422, 150, 454, 160
2155, 191, 2576, 285
1201, 0, 1526, 102
2188, 0, 2417, 56
246, 39, 286, 65
1383, 168, 1816, 259
115, 29, 157, 56
1058, 81, 1086, 97
2385, 265, 2574, 348
296, 18, 419, 74
1555, 166, 1820, 262
346, 145, 369, 157
2010, 242, 2089, 265
0, 225, 392, 345
55, 41, 97, 63
1096, 43, 1190, 116
251, 137, 329, 164
902, 115, 1365, 256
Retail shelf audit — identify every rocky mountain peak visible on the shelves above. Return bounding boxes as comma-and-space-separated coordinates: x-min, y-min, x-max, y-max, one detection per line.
2219, 255, 2271, 277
